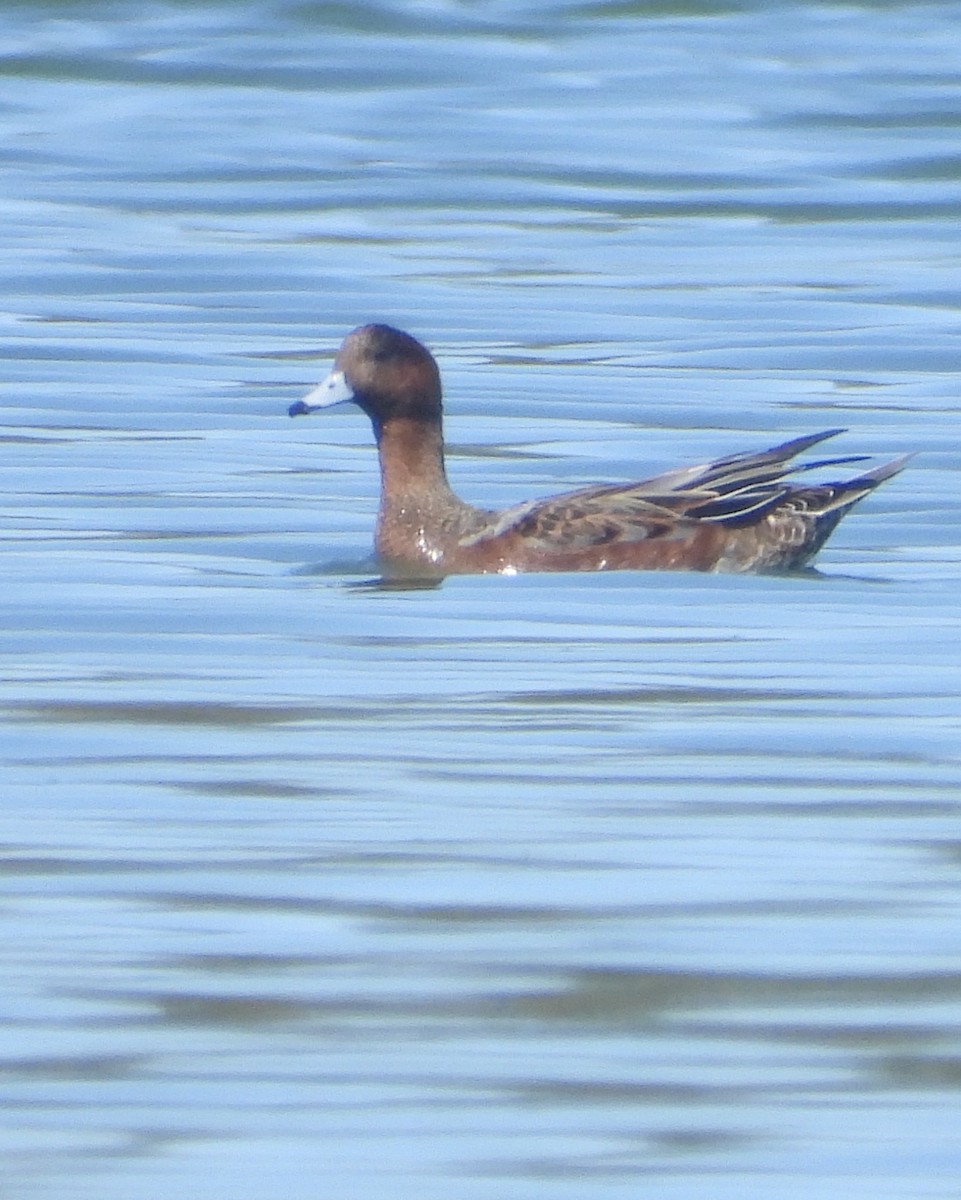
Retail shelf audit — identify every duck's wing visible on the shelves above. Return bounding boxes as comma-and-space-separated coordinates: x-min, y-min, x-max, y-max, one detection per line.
635, 428, 853, 492
459, 430, 907, 551
459, 483, 713, 551
676, 431, 910, 524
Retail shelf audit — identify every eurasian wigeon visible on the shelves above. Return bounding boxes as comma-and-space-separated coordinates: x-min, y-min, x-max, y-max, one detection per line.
289, 323, 906, 577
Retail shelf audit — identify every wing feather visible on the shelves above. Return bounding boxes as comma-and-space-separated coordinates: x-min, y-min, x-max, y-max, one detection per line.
458, 430, 906, 553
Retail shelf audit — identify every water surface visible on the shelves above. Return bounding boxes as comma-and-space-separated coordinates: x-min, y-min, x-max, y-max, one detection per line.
2, 2, 960, 1198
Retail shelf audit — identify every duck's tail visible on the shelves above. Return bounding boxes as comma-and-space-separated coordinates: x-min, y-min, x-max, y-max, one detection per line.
681, 430, 910, 526
802, 452, 913, 517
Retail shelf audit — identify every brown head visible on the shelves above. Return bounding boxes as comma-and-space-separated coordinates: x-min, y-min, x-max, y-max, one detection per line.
289, 324, 443, 433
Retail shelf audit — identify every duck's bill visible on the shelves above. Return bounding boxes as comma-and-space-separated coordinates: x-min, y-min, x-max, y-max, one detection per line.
288, 370, 355, 417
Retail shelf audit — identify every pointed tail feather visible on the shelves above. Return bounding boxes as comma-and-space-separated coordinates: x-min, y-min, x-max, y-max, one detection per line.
842, 452, 914, 488
809, 453, 913, 516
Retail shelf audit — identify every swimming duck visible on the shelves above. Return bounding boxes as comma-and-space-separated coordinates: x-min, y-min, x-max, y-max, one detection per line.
289, 323, 906, 577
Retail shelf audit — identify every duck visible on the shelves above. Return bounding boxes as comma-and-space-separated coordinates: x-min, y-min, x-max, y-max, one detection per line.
288, 323, 907, 577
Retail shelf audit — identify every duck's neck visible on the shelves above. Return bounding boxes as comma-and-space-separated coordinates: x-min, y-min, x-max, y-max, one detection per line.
371, 415, 470, 570
373, 415, 456, 508
370, 415, 496, 573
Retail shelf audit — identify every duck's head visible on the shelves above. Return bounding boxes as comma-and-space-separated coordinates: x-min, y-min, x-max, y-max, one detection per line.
289, 324, 443, 427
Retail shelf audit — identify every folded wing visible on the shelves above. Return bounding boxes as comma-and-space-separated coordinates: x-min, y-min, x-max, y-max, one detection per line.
459, 429, 909, 553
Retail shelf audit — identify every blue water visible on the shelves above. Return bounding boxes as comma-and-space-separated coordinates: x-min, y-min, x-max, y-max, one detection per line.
1, 3, 960, 1198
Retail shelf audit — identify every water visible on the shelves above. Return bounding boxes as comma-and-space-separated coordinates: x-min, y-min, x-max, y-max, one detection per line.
2, 2, 960, 1197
